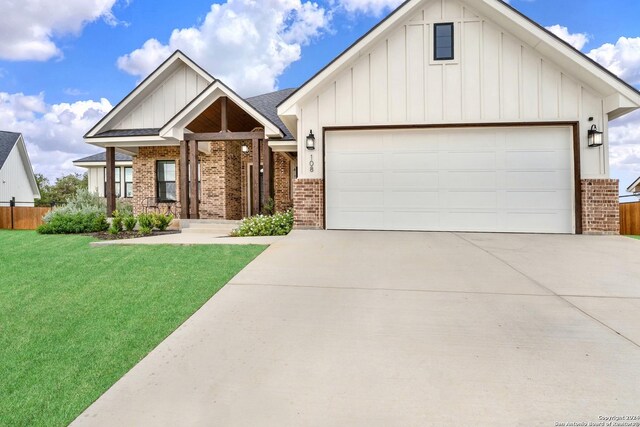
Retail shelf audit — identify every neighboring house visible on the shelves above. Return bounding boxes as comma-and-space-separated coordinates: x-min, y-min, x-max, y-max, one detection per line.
627, 177, 640, 195
85, 0, 640, 235
0, 131, 40, 207
73, 152, 134, 199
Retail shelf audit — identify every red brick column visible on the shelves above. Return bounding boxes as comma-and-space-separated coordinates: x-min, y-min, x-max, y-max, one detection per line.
581, 179, 620, 235
274, 153, 293, 212
293, 179, 324, 229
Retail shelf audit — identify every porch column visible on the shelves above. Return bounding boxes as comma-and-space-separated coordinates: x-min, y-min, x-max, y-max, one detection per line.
105, 147, 116, 217
189, 140, 199, 219
261, 138, 273, 205
252, 138, 261, 215
179, 140, 190, 219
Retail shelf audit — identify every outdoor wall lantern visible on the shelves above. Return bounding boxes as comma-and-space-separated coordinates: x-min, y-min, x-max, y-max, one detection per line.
588, 124, 604, 148
241, 143, 249, 154
306, 130, 316, 150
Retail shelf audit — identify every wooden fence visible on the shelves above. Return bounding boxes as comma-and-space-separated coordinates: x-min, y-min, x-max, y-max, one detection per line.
620, 202, 640, 235
0, 206, 51, 230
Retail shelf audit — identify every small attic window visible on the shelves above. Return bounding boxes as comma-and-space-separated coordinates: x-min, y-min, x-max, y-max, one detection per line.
434, 23, 454, 61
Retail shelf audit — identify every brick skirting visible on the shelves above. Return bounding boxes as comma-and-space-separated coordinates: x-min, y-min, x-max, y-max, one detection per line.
581, 179, 619, 235
293, 179, 324, 229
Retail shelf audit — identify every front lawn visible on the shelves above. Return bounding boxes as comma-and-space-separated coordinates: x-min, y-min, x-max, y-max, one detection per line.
0, 231, 266, 426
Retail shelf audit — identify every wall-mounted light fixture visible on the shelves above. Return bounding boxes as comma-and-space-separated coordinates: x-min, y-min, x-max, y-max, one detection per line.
588, 124, 604, 148
241, 143, 249, 154
306, 130, 316, 150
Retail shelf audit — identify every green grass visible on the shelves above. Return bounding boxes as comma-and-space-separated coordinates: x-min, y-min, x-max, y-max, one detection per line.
0, 231, 266, 427
629, 236, 640, 240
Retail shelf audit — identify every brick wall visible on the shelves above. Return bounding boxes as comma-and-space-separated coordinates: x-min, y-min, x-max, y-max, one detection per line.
581, 179, 620, 235
132, 146, 181, 217
293, 179, 324, 229
132, 143, 244, 220
274, 152, 293, 212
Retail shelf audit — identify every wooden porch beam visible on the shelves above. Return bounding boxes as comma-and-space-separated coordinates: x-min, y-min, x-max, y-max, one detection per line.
188, 140, 199, 219
179, 140, 190, 219
262, 139, 273, 205
221, 96, 228, 132
105, 147, 116, 217
184, 131, 264, 141
252, 138, 261, 216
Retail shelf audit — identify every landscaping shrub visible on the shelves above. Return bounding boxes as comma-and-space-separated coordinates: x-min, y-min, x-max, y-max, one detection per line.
137, 213, 154, 235
152, 213, 174, 232
231, 209, 293, 237
123, 215, 137, 232
108, 210, 124, 235
37, 212, 108, 234
261, 197, 275, 216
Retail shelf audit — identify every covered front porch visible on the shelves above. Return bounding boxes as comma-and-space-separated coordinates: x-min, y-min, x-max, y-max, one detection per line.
103, 84, 297, 220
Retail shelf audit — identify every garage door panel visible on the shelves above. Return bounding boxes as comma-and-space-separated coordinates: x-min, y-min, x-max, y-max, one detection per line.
506, 211, 572, 233
506, 190, 573, 210
385, 210, 440, 230
442, 151, 496, 170
325, 127, 574, 234
506, 170, 571, 189
506, 150, 571, 169
387, 171, 439, 188
444, 171, 497, 189
328, 172, 383, 189
446, 191, 498, 209
326, 209, 383, 229
388, 151, 439, 170
327, 152, 384, 171
327, 190, 384, 208
386, 190, 440, 209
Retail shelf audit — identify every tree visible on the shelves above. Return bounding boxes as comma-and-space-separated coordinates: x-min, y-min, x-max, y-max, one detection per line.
35, 173, 88, 206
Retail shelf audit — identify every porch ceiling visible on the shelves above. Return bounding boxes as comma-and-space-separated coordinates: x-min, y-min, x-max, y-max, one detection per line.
187, 97, 262, 134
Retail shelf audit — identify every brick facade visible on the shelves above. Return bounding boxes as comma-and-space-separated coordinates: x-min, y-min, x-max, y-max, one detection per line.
133, 143, 292, 220
293, 179, 324, 229
581, 179, 620, 235
274, 152, 294, 212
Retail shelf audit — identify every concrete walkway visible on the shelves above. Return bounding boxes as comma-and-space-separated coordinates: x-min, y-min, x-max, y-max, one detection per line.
90, 232, 283, 246
73, 231, 640, 426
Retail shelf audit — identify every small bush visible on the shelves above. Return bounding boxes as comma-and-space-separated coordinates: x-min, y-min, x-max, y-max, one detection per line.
231, 209, 293, 237
137, 213, 154, 230
108, 210, 124, 235
37, 212, 109, 235
123, 215, 137, 232
152, 213, 174, 232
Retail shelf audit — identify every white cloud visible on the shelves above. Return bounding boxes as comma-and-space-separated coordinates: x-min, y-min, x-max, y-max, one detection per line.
545, 25, 590, 51
0, 0, 121, 61
117, 0, 330, 96
332, 0, 404, 16
0, 92, 112, 179
588, 37, 640, 86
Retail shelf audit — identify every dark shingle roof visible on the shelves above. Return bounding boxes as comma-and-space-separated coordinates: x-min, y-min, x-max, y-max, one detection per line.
245, 88, 297, 140
0, 131, 21, 170
74, 152, 133, 163
95, 128, 160, 138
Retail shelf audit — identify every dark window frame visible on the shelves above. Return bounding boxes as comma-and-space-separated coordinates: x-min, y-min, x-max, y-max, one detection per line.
124, 166, 133, 198
104, 167, 121, 198
156, 160, 177, 203
434, 22, 455, 61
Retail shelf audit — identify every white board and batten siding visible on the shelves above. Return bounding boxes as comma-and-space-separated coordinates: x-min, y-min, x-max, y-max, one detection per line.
297, 0, 608, 182
115, 64, 210, 130
0, 144, 36, 206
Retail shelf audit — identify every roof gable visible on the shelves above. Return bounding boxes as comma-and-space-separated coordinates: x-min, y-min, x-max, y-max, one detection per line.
277, 0, 640, 121
0, 132, 40, 197
0, 131, 20, 170
85, 51, 215, 138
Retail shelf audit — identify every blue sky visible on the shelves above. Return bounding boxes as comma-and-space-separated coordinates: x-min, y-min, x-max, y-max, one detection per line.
0, 0, 639, 192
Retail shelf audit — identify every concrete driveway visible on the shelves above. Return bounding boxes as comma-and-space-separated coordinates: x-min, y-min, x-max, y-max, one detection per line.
73, 231, 640, 426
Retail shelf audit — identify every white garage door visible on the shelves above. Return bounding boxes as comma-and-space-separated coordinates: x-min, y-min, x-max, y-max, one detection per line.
325, 127, 574, 234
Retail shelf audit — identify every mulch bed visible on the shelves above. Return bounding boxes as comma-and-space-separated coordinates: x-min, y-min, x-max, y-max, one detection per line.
89, 230, 181, 241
